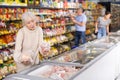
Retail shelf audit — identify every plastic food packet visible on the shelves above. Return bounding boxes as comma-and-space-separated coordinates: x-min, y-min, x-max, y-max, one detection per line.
20, 51, 34, 65
39, 42, 51, 56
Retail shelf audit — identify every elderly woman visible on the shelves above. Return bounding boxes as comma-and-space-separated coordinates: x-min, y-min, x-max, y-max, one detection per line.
13, 12, 50, 72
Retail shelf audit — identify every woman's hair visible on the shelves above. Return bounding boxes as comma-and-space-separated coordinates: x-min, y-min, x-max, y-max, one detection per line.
21, 12, 36, 26
105, 11, 111, 15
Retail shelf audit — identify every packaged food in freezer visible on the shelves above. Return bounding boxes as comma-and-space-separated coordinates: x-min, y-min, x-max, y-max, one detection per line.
93, 36, 116, 45
50, 46, 106, 65
25, 62, 82, 80
4, 61, 83, 80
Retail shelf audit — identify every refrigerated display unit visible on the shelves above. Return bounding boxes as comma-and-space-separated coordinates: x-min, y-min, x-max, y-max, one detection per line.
4, 61, 83, 80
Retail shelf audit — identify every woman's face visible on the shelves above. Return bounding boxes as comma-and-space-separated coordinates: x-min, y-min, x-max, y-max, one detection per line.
105, 14, 111, 19
26, 19, 36, 30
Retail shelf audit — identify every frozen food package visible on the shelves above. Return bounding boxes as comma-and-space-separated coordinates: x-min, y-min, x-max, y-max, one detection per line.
27, 64, 81, 80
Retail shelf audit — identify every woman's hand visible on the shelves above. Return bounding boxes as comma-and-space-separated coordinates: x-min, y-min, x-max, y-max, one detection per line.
40, 42, 50, 57
107, 32, 110, 36
95, 28, 98, 33
21, 55, 32, 65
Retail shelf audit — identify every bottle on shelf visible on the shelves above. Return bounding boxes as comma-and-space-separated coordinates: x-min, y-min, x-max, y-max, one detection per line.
27, 0, 34, 6
34, 0, 40, 6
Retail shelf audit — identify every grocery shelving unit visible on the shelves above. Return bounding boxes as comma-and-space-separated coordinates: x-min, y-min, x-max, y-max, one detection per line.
111, 3, 120, 31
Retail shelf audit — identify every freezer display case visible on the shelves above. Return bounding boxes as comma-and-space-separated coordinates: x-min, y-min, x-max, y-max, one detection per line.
109, 32, 120, 42
4, 61, 83, 80
49, 36, 120, 65
88, 36, 117, 48
50, 45, 106, 64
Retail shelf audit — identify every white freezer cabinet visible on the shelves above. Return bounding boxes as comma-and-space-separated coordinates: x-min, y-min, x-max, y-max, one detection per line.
4, 61, 83, 80
116, 74, 120, 80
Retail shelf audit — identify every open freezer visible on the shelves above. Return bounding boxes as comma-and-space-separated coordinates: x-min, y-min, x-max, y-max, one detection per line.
4, 61, 83, 80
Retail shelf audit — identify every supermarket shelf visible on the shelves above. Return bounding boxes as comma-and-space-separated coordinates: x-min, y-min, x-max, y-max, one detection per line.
7, 42, 15, 46
5, 19, 22, 22
44, 30, 75, 38
84, 8, 99, 11
39, 19, 53, 22
28, 6, 79, 10
50, 37, 75, 46
0, 5, 27, 8
66, 23, 74, 26
86, 26, 95, 28
87, 20, 95, 22
0, 56, 14, 64
39, 17, 70, 22
0, 31, 17, 36
5, 59, 14, 64
0, 5, 99, 10
51, 16, 70, 19
42, 23, 74, 29
35, 13, 52, 15
0, 5, 78, 9
0, 42, 15, 49
86, 14, 100, 16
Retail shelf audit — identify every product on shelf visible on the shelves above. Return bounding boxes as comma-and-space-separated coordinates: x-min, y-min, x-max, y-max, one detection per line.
0, 62, 16, 79
0, 44, 16, 77
61, 44, 71, 51
86, 29, 91, 35
43, 26, 66, 37
0, 34, 15, 46
66, 25, 76, 32
57, 44, 71, 54
39, 0, 79, 8
42, 46, 58, 58
50, 47, 59, 57
0, 8, 26, 21
0, 0, 27, 6
44, 34, 69, 46
65, 33, 74, 40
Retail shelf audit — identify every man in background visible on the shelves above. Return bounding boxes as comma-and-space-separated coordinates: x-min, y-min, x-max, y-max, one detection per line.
71, 8, 87, 47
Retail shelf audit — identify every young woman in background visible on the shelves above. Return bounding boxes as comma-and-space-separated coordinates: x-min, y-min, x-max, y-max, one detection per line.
95, 11, 111, 39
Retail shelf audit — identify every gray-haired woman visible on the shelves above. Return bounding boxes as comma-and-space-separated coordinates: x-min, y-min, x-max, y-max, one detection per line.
13, 12, 50, 72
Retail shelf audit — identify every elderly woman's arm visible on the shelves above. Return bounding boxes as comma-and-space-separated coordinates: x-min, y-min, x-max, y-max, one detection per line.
13, 30, 23, 63
38, 27, 50, 56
